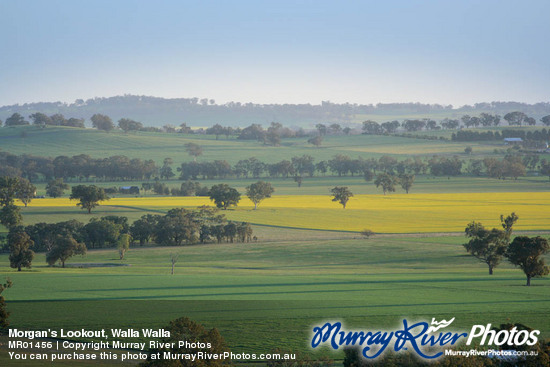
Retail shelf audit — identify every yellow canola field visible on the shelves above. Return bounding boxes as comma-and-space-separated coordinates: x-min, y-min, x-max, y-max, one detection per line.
22, 192, 550, 233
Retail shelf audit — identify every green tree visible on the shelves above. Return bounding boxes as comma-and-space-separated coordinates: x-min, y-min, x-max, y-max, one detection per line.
374, 172, 398, 195
5, 113, 28, 126
82, 218, 122, 248
16, 178, 36, 207
46, 236, 87, 268
141, 317, 231, 367
541, 115, 550, 126
206, 124, 225, 140
0, 176, 19, 206
500, 212, 518, 242
331, 186, 353, 209
155, 209, 199, 245
70, 185, 109, 213
398, 173, 415, 194
91, 114, 114, 131
46, 178, 69, 198
507, 236, 550, 286
130, 214, 159, 246
503, 111, 529, 126
209, 184, 241, 210
245, 181, 274, 210
184, 143, 203, 161
29, 112, 52, 127
0, 205, 22, 229
159, 165, 175, 180
117, 233, 131, 260
8, 230, 35, 271
118, 118, 143, 132
0, 278, 13, 328
463, 221, 507, 275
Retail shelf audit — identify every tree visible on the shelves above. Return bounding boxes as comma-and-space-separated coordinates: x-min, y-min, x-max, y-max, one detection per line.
5, 113, 28, 126
117, 233, 131, 260
83, 218, 122, 248
118, 118, 143, 132
141, 317, 231, 367
46, 236, 87, 268
362, 120, 381, 134
374, 172, 398, 195
503, 111, 529, 126
316, 123, 327, 136
398, 173, 415, 194
464, 146, 473, 155
500, 212, 518, 242
360, 229, 375, 239
130, 214, 159, 246
155, 209, 199, 245
91, 114, 114, 131
46, 178, 69, 198
0, 176, 19, 206
16, 178, 36, 207
463, 221, 507, 275
70, 185, 110, 213
170, 253, 179, 275
29, 112, 52, 127
50, 113, 67, 126
506, 236, 549, 286
8, 230, 34, 271
159, 164, 175, 180
185, 143, 203, 161
246, 181, 274, 210
541, 115, 550, 126
307, 135, 323, 147
0, 205, 22, 229
264, 122, 282, 146
0, 278, 13, 328
329, 123, 342, 134
179, 123, 192, 134
206, 124, 225, 140
330, 186, 353, 209
209, 184, 241, 209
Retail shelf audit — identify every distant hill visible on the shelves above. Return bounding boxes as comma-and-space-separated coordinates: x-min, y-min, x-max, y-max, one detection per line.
1, 95, 549, 128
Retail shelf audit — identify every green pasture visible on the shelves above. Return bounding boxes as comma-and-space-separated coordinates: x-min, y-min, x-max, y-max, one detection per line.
0, 233, 549, 364
0, 126, 511, 169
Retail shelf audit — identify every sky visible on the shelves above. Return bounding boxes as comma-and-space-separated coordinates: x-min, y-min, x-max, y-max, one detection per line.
1, 0, 549, 107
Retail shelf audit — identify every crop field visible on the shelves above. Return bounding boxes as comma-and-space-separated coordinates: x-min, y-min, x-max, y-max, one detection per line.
15, 191, 550, 233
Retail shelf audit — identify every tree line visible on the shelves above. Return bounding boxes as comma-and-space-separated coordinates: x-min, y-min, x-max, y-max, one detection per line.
451, 128, 550, 142
3, 109, 550, 137
3, 150, 550, 188
0, 152, 157, 182
5, 207, 254, 271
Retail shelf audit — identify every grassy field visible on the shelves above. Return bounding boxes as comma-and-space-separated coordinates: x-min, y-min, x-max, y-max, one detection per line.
0, 125, 513, 168
1, 233, 549, 363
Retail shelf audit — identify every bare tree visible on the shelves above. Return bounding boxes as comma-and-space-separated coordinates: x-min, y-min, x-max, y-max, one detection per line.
170, 253, 180, 275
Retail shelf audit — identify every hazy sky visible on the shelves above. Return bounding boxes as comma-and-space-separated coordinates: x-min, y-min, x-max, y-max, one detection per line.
1, 0, 549, 107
